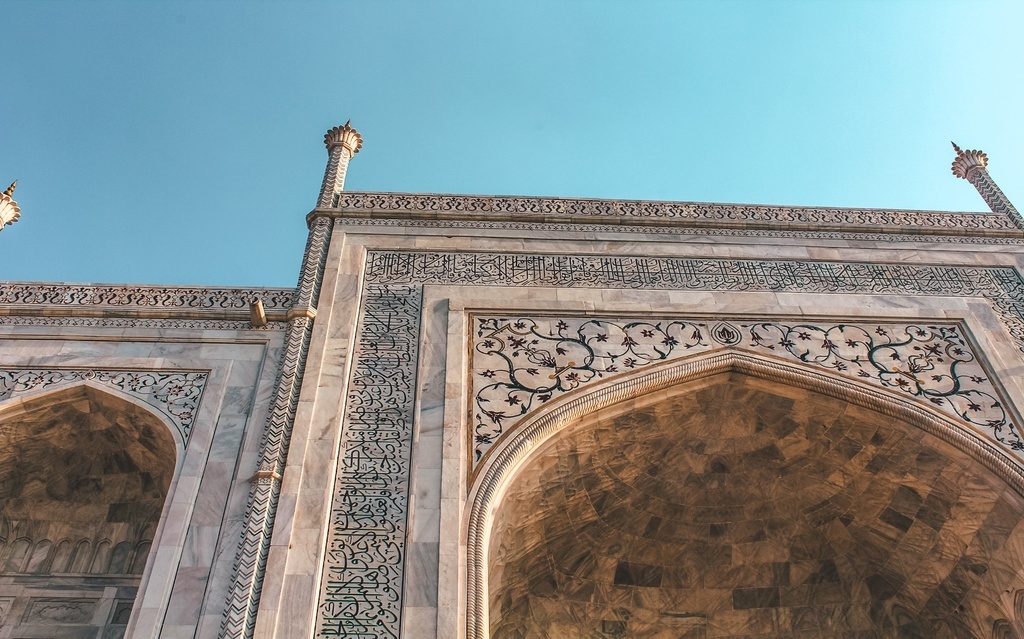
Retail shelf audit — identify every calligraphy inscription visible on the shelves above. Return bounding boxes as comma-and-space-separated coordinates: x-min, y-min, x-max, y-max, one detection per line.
317, 284, 422, 638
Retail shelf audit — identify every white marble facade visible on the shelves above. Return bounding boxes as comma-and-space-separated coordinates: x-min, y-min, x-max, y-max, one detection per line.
3, 134, 1024, 638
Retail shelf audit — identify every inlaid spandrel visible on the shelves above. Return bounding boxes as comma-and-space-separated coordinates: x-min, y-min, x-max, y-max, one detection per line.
471, 316, 1021, 469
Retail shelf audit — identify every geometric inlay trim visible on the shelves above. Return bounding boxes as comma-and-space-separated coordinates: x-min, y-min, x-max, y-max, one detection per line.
472, 317, 1021, 470
0, 369, 208, 445
333, 216, 1024, 245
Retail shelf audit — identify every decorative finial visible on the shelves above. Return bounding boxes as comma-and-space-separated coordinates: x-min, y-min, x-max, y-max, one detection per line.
324, 120, 363, 156
0, 179, 21, 229
951, 143, 988, 180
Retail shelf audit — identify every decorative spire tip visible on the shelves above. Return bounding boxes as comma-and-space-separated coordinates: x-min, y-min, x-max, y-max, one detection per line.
324, 120, 363, 155
3, 181, 15, 198
950, 143, 988, 179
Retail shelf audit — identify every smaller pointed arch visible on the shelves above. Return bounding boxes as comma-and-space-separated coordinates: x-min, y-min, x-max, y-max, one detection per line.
0, 379, 186, 455
0, 380, 178, 636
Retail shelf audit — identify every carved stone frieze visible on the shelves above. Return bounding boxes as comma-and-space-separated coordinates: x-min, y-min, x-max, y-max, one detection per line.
0, 369, 208, 444
471, 317, 1021, 468
0, 315, 286, 330
0, 284, 296, 312
326, 192, 1021, 238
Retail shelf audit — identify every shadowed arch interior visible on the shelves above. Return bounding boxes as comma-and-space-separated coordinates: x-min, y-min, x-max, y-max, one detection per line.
0, 384, 176, 635
488, 372, 1024, 638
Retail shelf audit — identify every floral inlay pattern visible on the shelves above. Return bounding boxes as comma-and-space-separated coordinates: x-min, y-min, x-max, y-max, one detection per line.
472, 317, 1018, 467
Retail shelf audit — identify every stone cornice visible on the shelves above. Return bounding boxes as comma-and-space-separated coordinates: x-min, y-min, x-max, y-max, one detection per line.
0, 283, 297, 322
313, 191, 1024, 239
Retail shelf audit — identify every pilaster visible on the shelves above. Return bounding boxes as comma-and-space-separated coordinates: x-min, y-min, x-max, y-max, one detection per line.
222, 121, 358, 639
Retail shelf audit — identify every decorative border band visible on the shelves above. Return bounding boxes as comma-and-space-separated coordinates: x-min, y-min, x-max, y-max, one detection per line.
331, 215, 1024, 245
316, 283, 423, 638
0, 284, 295, 312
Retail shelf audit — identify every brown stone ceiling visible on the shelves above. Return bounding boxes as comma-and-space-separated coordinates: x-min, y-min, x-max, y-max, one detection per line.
489, 373, 1024, 639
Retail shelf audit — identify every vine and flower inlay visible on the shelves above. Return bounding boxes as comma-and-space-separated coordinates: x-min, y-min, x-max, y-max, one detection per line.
472, 317, 1019, 467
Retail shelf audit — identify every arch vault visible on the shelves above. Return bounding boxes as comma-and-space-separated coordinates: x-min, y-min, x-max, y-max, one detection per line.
467, 351, 1024, 639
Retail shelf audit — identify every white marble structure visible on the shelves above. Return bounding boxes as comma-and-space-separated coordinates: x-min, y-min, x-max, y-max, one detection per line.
3, 123, 1024, 638
0, 182, 20, 230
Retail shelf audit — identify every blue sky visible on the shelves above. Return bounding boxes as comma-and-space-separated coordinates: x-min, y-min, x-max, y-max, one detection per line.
2, 1, 1022, 287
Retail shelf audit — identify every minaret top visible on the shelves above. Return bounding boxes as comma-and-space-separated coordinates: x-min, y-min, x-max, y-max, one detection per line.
324, 120, 363, 156
950, 141, 989, 179
0, 180, 21, 229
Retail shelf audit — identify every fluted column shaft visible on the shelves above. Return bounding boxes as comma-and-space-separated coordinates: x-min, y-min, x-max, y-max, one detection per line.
222, 119, 359, 639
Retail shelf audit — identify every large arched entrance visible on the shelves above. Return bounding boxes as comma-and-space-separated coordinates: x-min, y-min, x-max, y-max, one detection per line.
484, 370, 1024, 638
0, 384, 176, 637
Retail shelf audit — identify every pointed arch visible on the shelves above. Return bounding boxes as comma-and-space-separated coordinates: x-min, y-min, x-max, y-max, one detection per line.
0, 380, 179, 635
0, 379, 186, 457
465, 349, 1024, 639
